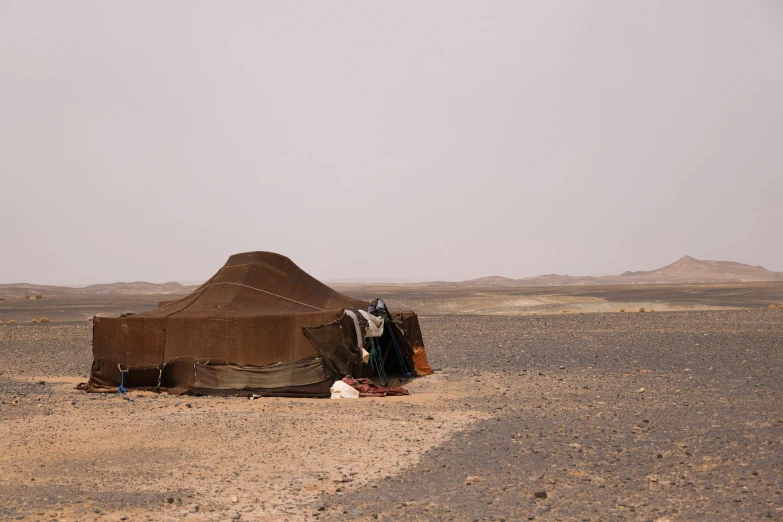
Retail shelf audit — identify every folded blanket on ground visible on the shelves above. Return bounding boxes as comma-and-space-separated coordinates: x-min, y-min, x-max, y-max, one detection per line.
342, 377, 409, 397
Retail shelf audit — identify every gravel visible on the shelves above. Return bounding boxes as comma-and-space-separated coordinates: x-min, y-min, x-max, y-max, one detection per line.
1, 309, 782, 520
323, 310, 783, 520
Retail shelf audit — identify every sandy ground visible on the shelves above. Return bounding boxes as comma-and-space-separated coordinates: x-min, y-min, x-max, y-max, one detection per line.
1, 289, 782, 521
0, 371, 485, 522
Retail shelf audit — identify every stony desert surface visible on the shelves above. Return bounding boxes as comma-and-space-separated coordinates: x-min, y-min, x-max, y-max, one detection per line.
1, 284, 782, 521
340, 281, 783, 316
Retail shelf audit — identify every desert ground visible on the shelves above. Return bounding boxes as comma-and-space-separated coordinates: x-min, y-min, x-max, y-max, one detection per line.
1, 283, 782, 521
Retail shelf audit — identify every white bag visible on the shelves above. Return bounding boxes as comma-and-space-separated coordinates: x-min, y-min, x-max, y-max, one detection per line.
330, 380, 360, 399
359, 310, 385, 338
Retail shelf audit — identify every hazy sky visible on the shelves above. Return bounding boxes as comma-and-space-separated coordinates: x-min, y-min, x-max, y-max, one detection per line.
1, 1, 782, 285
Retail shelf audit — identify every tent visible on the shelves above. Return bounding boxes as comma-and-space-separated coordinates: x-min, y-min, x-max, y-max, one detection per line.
86, 251, 432, 397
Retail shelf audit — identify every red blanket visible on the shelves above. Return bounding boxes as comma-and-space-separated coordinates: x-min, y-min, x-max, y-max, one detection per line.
342, 377, 409, 397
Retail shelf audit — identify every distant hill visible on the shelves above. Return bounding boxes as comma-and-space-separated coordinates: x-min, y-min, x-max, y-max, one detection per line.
0, 281, 199, 299
2, 256, 781, 298
615, 255, 777, 282
456, 276, 520, 288
456, 256, 783, 287
78, 281, 198, 295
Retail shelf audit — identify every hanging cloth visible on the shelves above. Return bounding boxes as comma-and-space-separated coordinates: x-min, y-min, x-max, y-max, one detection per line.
358, 310, 384, 338
343, 309, 370, 363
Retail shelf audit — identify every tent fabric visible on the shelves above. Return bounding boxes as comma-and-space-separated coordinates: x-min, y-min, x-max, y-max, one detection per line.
343, 309, 365, 350
193, 359, 328, 390
301, 315, 365, 380
86, 251, 432, 396
397, 311, 433, 375
412, 346, 433, 375
195, 380, 334, 398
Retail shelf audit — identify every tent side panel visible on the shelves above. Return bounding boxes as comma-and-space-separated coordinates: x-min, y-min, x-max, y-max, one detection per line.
231, 315, 298, 364
124, 316, 165, 369
163, 311, 339, 367
92, 317, 126, 365
193, 359, 328, 390
194, 379, 332, 398
160, 359, 197, 395
163, 316, 208, 363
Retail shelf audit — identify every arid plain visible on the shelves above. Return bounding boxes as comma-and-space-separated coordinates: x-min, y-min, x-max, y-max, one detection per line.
1, 282, 782, 521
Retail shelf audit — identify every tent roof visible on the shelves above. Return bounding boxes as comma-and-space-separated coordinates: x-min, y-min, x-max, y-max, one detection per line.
142, 251, 367, 318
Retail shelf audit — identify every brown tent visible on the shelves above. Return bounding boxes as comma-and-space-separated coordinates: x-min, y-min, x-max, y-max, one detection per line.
87, 251, 432, 397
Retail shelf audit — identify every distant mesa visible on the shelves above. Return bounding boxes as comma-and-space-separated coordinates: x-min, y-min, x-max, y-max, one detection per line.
453, 255, 783, 288
613, 255, 776, 283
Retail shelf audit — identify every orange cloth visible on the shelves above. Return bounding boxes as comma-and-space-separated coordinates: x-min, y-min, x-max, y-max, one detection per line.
412, 346, 433, 375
